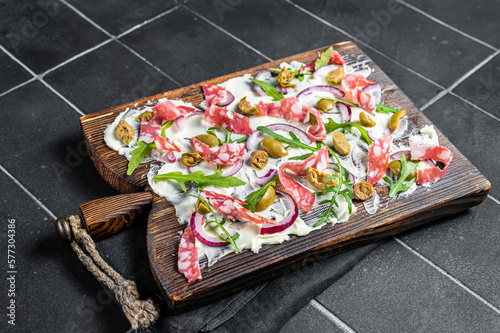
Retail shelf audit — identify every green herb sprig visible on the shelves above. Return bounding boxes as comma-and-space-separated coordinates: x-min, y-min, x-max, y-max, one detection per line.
383, 154, 417, 198
256, 126, 317, 151
376, 104, 399, 114
249, 78, 284, 101
207, 126, 248, 144
323, 118, 372, 145
315, 46, 333, 70
160, 120, 173, 137
153, 170, 246, 192
269, 67, 312, 81
243, 174, 278, 212
127, 141, 155, 175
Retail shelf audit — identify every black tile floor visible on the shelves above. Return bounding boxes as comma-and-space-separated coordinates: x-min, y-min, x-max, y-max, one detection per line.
0, 0, 499, 332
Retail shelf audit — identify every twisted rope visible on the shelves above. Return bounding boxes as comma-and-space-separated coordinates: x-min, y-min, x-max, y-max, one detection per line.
68, 215, 159, 329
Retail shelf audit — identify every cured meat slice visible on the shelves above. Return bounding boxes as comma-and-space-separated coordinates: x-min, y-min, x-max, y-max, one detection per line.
299, 50, 345, 74
358, 91, 376, 115
204, 104, 253, 135
138, 119, 161, 143
178, 225, 201, 282
410, 140, 453, 184
202, 191, 278, 225
330, 50, 346, 66
278, 146, 329, 212
258, 97, 309, 122
203, 84, 231, 108
306, 107, 327, 141
154, 136, 180, 152
341, 74, 376, 114
152, 100, 196, 122
367, 135, 392, 185
192, 138, 246, 166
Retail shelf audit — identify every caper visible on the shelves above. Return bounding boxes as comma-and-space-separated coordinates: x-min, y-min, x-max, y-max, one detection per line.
332, 131, 351, 155
306, 167, 338, 190
316, 98, 335, 112
353, 182, 374, 201
194, 134, 220, 148
327, 66, 345, 84
261, 137, 288, 158
250, 150, 269, 170
388, 160, 417, 180
181, 152, 203, 167
255, 186, 276, 212
238, 97, 258, 115
137, 111, 154, 121
277, 67, 296, 90
359, 112, 376, 127
196, 199, 211, 215
116, 120, 135, 144
388, 109, 407, 132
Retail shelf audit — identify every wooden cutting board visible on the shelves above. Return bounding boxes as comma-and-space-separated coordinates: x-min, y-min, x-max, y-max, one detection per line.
80, 41, 490, 314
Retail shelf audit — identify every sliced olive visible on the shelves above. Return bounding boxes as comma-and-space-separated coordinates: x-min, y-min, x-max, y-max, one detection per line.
353, 182, 374, 201
194, 134, 220, 147
181, 152, 203, 167
316, 98, 335, 112
196, 199, 211, 215
327, 66, 345, 84
277, 67, 296, 90
255, 186, 276, 212
306, 167, 338, 190
388, 109, 407, 132
137, 111, 154, 121
387, 160, 417, 180
116, 120, 135, 144
261, 137, 288, 158
238, 97, 258, 115
359, 112, 376, 127
332, 131, 351, 155
250, 150, 269, 170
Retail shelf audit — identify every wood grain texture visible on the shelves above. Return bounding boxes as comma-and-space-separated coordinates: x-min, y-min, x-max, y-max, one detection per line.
79, 191, 153, 241
81, 41, 490, 313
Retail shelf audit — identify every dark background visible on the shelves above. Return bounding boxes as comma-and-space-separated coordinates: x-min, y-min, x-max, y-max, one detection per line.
1, 0, 499, 332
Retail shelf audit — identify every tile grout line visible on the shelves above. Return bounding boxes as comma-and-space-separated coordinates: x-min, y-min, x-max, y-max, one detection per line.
394, 236, 500, 316
488, 194, 500, 206
285, 0, 445, 90
396, 0, 497, 51
40, 80, 86, 116
310, 299, 357, 333
449, 91, 500, 122
184, 5, 274, 62
0, 77, 36, 98
0, 164, 57, 220
116, 5, 182, 38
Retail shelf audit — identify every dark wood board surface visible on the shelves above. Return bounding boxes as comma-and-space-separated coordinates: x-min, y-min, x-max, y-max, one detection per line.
80, 41, 490, 313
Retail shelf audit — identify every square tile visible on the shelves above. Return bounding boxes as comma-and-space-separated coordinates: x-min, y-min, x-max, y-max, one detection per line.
317, 240, 500, 332
0, 49, 32, 94
279, 302, 344, 333
44, 41, 179, 114
0, 0, 107, 73
453, 53, 500, 118
120, 6, 268, 86
292, 0, 494, 86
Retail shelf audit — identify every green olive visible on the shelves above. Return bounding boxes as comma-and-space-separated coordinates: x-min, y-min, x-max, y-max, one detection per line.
250, 150, 269, 170
116, 120, 135, 144
255, 186, 276, 212
137, 111, 154, 121
238, 97, 258, 115
388, 160, 417, 180
194, 134, 220, 148
332, 132, 351, 155
316, 98, 335, 112
353, 182, 374, 201
277, 67, 296, 90
327, 66, 345, 84
359, 112, 376, 127
306, 167, 338, 190
261, 137, 288, 158
196, 199, 211, 215
181, 153, 203, 167
388, 109, 407, 132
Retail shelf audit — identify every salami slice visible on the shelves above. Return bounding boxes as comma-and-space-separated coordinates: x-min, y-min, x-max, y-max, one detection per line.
341, 74, 376, 113
153, 100, 196, 122
204, 104, 253, 135
203, 84, 231, 108
299, 50, 345, 74
358, 91, 376, 115
330, 50, 346, 66
278, 146, 329, 212
367, 135, 392, 185
154, 136, 180, 152
258, 97, 309, 122
306, 107, 327, 141
178, 225, 201, 282
138, 119, 161, 143
202, 190, 278, 225
410, 140, 453, 184
192, 138, 246, 166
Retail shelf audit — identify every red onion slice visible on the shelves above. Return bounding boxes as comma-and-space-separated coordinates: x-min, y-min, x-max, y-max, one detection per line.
175, 110, 204, 130
311, 64, 339, 79
190, 211, 237, 247
275, 85, 288, 95
260, 190, 298, 234
384, 128, 392, 136
166, 152, 176, 163
390, 150, 410, 159
221, 159, 244, 177
362, 83, 381, 104
246, 129, 263, 151
219, 91, 235, 107
187, 166, 195, 174
336, 102, 351, 122
253, 70, 272, 96
297, 85, 345, 101
255, 169, 278, 186
329, 162, 355, 184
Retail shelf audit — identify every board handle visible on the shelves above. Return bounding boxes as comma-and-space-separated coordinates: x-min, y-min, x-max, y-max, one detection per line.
55, 191, 153, 242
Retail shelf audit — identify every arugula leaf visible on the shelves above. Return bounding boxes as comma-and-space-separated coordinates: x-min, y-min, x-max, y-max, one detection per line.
315, 46, 333, 70
160, 120, 173, 137
288, 142, 324, 160
383, 154, 417, 198
207, 126, 248, 144
323, 118, 372, 145
249, 78, 284, 101
269, 67, 312, 81
257, 126, 317, 151
376, 104, 399, 114
317, 96, 358, 107
153, 170, 246, 192
127, 141, 155, 176
243, 174, 278, 212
